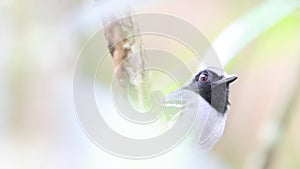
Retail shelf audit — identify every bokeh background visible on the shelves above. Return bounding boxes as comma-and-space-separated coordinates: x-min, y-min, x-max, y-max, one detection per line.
0, 0, 299, 169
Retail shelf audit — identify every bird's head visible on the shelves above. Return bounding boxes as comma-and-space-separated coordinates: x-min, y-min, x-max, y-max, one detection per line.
191, 67, 238, 114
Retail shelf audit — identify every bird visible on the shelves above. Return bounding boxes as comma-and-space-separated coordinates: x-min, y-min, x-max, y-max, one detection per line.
162, 67, 238, 151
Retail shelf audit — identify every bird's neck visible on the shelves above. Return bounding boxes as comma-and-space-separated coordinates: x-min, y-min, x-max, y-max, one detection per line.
185, 80, 230, 115
209, 86, 230, 115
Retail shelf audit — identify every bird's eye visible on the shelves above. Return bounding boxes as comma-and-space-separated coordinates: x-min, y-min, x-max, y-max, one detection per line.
199, 73, 209, 82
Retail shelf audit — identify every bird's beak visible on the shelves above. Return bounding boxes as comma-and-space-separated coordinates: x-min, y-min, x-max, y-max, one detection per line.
225, 74, 238, 84
212, 74, 238, 86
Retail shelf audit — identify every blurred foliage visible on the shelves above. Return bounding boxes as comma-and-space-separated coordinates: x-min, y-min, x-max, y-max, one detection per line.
1, 0, 300, 169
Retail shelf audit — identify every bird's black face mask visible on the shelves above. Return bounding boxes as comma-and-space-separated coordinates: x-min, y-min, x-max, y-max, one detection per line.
194, 69, 238, 115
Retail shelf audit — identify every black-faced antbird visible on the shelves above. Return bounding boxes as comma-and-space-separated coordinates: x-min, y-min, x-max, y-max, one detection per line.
163, 67, 238, 150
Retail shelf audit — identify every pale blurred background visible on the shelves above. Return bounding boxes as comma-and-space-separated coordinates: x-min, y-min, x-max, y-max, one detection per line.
0, 0, 300, 169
